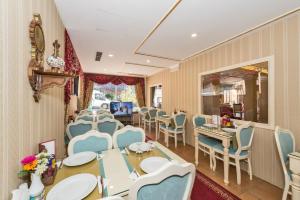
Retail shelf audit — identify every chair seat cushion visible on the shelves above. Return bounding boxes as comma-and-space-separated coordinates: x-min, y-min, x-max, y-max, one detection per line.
213, 143, 248, 156
161, 126, 183, 133
198, 135, 220, 147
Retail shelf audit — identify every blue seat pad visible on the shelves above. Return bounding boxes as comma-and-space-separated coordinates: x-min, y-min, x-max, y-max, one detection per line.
213, 143, 248, 156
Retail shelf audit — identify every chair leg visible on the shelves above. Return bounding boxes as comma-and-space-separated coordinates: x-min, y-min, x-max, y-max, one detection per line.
144, 121, 146, 131
166, 132, 169, 147
209, 149, 213, 170
183, 132, 186, 146
235, 158, 241, 185
247, 157, 253, 180
211, 149, 216, 171
149, 122, 151, 133
282, 182, 289, 200
175, 134, 177, 148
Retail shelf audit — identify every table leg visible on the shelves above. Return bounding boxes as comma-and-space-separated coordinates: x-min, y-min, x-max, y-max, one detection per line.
155, 120, 158, 140
139, 114, 141, 127
291, 174, 300, 200
223, 139, 230, 185
195, 133, 199, 166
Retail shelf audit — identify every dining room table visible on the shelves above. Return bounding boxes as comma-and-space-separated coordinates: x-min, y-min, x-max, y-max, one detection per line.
45, 142, 186, 199
194, 126, 235, 185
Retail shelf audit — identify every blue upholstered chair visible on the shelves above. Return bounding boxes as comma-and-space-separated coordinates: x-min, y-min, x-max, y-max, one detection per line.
128, 162, 196, 200
193, 115, 220, 169
66, 120, 94, 140
75, 114, 94, 122
112, 125, 145, 149
213, 122, 254, 184
161, 113, 186, 148
144, 108, 157, 133
78, 109, 91, 116
68, 130, 112, 155
96, 118, 122, 136
139, 107, 148, 127
96, 109, 110, 115
97, 113, 114, 121
275, 126, 295, 200
156, 110, 167, 140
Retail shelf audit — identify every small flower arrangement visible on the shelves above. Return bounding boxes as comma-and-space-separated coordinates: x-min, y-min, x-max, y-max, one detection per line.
18, 153, 56, 180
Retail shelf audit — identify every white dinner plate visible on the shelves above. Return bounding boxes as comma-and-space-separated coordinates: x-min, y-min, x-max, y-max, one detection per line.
203, 123, 218, 128
63, 151, 97, 167
129, 142, 151, 152
140, 156, 169, 173
222, 128, 236, 133
162, 115, 170, 118
46, 173, 97, 200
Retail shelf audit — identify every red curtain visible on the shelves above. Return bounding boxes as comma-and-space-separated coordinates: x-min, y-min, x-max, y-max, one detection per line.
83, 73, 145, 102
64, 30, 83, 104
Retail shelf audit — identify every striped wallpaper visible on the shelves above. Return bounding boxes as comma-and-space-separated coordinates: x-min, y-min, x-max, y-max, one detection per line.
0, 0, 65, 199
146, 10, 300, 188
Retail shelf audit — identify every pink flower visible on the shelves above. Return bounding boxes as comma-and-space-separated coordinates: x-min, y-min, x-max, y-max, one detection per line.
21, 155, 36, 165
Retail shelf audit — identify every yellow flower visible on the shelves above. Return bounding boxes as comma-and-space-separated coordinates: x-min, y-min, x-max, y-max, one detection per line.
23, 160, 38, 171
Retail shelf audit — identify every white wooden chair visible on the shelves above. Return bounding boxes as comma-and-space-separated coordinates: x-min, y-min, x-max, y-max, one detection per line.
193, 115, 220, 169
112, 125, 145, 149
160, 113, 186, 148
97, 113, 114, 121
128, 162, 195, 200
68, 130, 112, 155
96, 118, 123, 136
212, 122, 254, 185
138, 107, 148, 127
275, 126, 295, 200
75, 113, 94, 122
66, 119, 94, 140
143, 108, 157, 133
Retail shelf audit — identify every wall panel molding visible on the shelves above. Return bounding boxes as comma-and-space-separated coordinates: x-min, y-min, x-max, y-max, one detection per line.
0, 0, 65, 199
147, 10, 300, 188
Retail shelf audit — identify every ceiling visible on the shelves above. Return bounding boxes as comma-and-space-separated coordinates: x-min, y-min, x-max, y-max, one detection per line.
54, 0, 300, 77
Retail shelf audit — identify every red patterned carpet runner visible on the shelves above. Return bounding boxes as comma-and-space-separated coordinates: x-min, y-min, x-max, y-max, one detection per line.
191, 170, 240, 200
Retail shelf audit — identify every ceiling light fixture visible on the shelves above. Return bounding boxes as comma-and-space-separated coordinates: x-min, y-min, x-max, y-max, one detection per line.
146, 59, 150, 63
191, 33, 197, 38
103, 68, 107, 71
108, 54, 114, 57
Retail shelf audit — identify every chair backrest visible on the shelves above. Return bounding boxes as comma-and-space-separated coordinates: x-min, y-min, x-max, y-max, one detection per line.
66, 120, 93, 139
112, 125, 145, 149
96, 118, 119, 136
192, 115, 206, 128
97, 113, 114, 121
128, 162, 196, 200
78, 109, 91, 116
275, 126, 295, 181
68, 130, 112, 155
157, 110, 167, 117
235, 122, 254, 155
76, 114, 94, 122
174, 113, 186, 128
96, 109, 110, 115
140, 107, 148, 113
146, 108, 158, 120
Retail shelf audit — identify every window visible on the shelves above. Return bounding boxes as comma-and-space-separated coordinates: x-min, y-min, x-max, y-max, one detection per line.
150, 85, 162, 108
89, 82, 139, 111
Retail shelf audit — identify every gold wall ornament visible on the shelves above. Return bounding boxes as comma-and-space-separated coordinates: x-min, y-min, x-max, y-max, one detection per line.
28, 14, 76, 103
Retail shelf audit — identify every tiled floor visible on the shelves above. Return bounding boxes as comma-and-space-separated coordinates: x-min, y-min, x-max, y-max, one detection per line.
144, 128, 285, 200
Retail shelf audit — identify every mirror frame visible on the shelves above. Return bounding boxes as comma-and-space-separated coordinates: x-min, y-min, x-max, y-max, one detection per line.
198, 56, 275, 130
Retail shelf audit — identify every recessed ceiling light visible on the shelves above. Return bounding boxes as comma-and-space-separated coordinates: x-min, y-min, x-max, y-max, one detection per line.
191, 33, 197, 38
103, 68, 107, 71
146, 59, 150, 63
108, 54, 114, 57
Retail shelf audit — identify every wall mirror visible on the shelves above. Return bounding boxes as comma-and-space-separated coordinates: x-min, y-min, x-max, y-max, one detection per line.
199, 57, 274, 127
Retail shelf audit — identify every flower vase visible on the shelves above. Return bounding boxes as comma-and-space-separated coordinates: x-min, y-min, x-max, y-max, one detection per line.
29, 172, 44, 200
